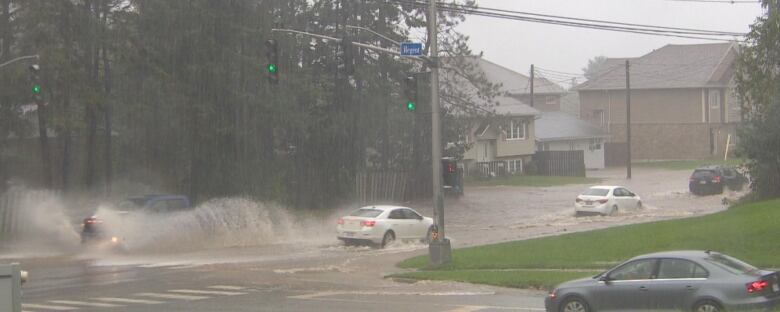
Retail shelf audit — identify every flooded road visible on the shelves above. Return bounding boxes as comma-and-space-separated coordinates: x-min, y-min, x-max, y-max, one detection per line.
1, 167, 744, 311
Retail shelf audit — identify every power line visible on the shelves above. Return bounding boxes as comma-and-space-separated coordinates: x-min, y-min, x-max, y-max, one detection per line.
387, 0, 744, 41
534, 66, 585, 77
666, 0, 760, 3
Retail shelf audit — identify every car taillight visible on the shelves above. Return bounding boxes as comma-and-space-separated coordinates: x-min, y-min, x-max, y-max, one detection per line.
747, 280, 769, 293
713, 176, 721, 183
84, 217, 102, 224
689, 176, 695, 182
337, 218, 344, 225
360, 220, 376, 227
597, 199, 608, 204
575, 198, 583, 203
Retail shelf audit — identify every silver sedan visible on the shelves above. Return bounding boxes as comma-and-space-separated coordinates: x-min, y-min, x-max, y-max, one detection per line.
545, 250, 780, 312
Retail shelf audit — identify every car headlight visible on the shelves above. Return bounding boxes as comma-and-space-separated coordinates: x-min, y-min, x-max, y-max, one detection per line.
548, 288, 558, 299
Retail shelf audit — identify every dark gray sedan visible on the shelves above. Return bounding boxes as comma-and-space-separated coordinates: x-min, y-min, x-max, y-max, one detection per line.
545, 250, 780, 312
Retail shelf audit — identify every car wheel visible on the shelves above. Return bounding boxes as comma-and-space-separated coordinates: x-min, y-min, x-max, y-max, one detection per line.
424, 227, 434, 243
560, 296, 590, 312
604, 205, 617, 216
381, 231, 395, 248
693, 300, 722, 312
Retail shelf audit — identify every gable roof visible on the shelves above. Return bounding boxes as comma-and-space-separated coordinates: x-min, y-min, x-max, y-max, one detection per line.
492, 95, 540, 116
470, 57, 566, 95
535, 111, 609, 142
576, 42, 737, 91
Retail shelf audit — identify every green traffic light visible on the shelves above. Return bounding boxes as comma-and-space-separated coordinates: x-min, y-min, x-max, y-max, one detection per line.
406, 101, 416, 111
267, 63, 277, 74
32, 84, 41, 94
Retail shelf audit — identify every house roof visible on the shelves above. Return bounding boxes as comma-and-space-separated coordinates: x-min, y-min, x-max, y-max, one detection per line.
535, 111, 609, 142
466, 57, 566, 95
576, 42, 737, 91
492, 95, 540, 116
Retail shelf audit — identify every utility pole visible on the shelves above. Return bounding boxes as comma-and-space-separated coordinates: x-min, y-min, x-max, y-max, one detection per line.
626, 60, 632, 179
428, 0, 452, 266
529, 64, 534, 107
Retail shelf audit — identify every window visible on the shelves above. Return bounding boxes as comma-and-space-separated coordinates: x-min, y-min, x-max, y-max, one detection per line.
546, 96, 557, 106
593, 109, 605, 127
388, 209, 405, 219
401, 209, 422, 220
508, 159, 523, 173
350, 209, 383, 218
583, 188, 609, 196
709, 90, 721, 109
589, 139, 602, 151
705, 253, 758, 275
608, 259, 658, 281
658, 259, 708, 279
506, 120, 526, 140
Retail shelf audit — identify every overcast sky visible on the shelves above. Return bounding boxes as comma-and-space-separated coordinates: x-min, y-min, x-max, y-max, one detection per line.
457, 0, 765, 86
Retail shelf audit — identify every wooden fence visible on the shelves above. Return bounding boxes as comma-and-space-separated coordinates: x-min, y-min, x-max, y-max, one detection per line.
533, 150, 586, 177
473, 161, 508, 178
0, 188, 60, 245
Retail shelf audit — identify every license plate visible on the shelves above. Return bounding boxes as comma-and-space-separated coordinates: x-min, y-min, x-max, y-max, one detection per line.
585, 201, 593, 205
343, 232, 355, 237
773, 283, 779, 292
699, 181, 707, 184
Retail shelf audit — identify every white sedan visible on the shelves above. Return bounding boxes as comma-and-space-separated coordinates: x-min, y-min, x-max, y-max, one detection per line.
574, 185, 642, 216
337, 205, 434, 248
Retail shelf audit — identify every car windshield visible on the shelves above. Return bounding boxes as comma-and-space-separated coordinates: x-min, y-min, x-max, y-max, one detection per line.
582, 188, 609, 196
705, 254, 759, 275
349, 209, 383, 218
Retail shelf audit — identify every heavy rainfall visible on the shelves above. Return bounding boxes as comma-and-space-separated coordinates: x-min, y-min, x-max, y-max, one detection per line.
1, 1, 779, 312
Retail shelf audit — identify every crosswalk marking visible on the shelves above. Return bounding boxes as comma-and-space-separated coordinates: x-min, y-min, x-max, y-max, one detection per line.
169, 289, 247, 296
208, 285, 247, 290
21, 303, 79, 311
93, 297, 165, 304
135, 292, 210, 300
49, 300, 124, 308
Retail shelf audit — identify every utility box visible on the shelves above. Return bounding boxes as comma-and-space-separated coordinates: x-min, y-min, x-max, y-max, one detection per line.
0, 263, 25, 312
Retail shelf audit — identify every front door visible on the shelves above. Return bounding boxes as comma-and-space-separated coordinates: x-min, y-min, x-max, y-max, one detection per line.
594, 259, 658, 311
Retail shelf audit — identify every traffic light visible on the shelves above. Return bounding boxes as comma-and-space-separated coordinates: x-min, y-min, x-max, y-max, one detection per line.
265, 39, 279, 84
29, 64, 42, 100
441, 157, 462, 195
337, 38, 354, 76
403, 75, 417, 112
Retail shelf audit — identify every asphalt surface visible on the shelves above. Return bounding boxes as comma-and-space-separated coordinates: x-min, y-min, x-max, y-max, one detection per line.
2, 167, 739, 311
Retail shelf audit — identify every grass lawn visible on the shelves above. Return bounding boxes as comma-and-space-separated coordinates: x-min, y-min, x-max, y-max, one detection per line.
465, 175, 602, 187
631, 158, 744, 171
393, 198, 780, 290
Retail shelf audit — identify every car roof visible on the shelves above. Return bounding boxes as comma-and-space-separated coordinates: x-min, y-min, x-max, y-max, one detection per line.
630, 250, 714, 260
357, 205, 411, 211
589, 185, 622, 190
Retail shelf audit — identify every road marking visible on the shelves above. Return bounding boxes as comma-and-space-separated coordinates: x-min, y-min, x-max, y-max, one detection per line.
208, 285, 247, 290
49, 300, 124, 308
289, 295, 540, 311
22, 303, 79, 311
135, 292, 210, 300
93, 297, 165, 304
289, 290, 496, 299
169, 289, 247, 296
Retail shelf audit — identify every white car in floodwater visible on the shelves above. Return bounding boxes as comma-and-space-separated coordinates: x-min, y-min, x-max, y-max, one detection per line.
574, 185, 642, 216
336, 205, 434, 248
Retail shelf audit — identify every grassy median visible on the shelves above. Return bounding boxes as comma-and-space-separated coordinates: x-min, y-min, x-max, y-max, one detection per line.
465, 175, 601, 187
393, 198, 780, 290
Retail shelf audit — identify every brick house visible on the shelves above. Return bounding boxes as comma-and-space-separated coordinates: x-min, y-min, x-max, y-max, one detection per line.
576, 42, 741, 161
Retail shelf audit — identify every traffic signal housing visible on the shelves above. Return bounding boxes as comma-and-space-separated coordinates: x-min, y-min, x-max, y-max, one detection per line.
337, 38, 354, 76
403, 75, 417, 112
265, 39, 279, 84
29, 64, 42, 100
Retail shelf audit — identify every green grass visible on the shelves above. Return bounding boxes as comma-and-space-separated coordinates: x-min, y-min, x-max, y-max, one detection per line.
631, 158, 744, 171
395, 199, 780, 289
465, 175, 601, 187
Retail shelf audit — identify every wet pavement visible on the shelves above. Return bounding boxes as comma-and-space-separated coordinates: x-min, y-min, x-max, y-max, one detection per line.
1, 167, 743, 311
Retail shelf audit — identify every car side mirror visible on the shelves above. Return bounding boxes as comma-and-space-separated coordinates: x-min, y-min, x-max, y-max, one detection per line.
599, 275, 612, 283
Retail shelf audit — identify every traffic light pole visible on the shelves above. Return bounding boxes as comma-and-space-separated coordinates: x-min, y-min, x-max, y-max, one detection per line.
427, 0, 451, 266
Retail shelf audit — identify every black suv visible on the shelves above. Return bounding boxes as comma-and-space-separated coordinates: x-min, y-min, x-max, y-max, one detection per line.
689, 165, 745, 195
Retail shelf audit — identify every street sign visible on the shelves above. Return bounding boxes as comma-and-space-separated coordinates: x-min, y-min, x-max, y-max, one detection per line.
400, 42, 423, 56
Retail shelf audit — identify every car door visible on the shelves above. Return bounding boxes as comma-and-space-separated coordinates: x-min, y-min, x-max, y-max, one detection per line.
622, 188, 639, 208
402, 209, 426, 238
650, 258, 709, 311
593, 258, 659, 311
615, 188, 634, 209
386, 209, 409, 238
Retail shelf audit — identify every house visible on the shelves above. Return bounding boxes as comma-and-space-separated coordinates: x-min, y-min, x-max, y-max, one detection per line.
445, 58, 559, 175
576, 42, 740, 161
535, 111, 610, 169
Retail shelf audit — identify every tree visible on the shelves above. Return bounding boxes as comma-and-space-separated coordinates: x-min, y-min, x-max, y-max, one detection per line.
582, 55, 608, 80
735, 0, 780, 199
